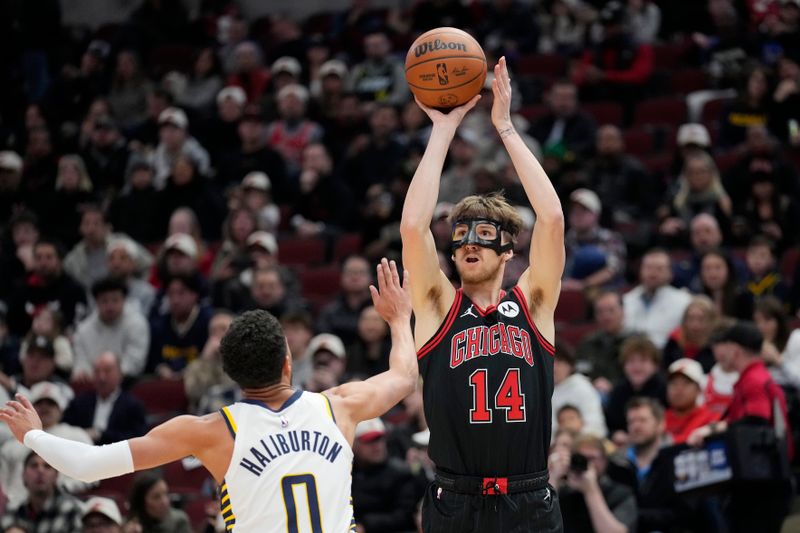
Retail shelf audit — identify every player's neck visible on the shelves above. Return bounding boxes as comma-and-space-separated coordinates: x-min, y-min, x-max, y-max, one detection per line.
461, 281, 504, 310
242, 381, 296, 409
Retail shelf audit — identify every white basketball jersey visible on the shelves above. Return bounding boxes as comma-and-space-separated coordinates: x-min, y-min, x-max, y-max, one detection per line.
218, 390, 355, 532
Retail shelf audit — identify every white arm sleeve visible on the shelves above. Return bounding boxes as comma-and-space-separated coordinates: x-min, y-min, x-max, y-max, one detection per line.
23, 430, 135, 483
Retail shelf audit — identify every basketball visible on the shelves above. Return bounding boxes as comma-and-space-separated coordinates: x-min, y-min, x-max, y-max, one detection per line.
405, 27, 487, 109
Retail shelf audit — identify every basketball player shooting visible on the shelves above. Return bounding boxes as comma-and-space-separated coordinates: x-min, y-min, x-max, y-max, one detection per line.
401, 57, 565, 531
0, 259, 415, 533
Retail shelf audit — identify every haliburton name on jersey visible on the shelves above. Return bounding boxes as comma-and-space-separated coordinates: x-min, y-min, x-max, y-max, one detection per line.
238, 429, 345, 477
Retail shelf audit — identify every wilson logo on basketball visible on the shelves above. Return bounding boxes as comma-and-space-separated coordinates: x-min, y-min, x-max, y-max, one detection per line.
414, 39, 467, 57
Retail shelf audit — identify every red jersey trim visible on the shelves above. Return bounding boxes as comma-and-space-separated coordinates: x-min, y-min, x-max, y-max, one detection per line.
472, 290, 507, 316
512, 286, 555, 355
417, 290, 463, 360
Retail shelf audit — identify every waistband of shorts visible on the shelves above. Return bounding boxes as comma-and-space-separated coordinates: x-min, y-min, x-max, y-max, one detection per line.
434, 468, 550, 495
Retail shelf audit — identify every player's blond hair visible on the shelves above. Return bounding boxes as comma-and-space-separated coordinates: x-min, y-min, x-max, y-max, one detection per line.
448, 192, 523, 240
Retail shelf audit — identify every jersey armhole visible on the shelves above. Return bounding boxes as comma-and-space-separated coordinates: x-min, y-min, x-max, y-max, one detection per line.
219, 406, 237, 439
417, 290, 463, 360
320, 393, 337, 423
512, 286, 556, 356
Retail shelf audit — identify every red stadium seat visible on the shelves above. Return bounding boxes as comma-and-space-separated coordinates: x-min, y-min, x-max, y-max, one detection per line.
781, 248, 800, 281
298, 267, 342, 299
555, 290, 588, 322
93, 472, 138, 501
163, 458, 212, 494
184, 497, 216, 533
333, 233, 363, 261
701, 97, 734, 124
713, 152, 740, 173
131, 379, 188, 426
558, 322, 597, 347
653, 42, 688, 68
634, 97, 687, 128
518, 104, 548, 122
641, 153, 673, 177
517, 54, 567, 78
670, 69, 710, 94
623, 128, 654, 155
583, 102, 623, 126
277, 238, 326, 266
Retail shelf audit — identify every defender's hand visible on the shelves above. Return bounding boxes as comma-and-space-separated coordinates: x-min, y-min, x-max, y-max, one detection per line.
0, 394, 43, 444
415, 95, 480, 132
491, 56, 514, 131
369, 258, 411, 326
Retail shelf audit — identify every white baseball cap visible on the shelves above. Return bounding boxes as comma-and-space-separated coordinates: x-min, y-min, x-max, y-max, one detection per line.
271, 56, 302, 77
82, 496, 123, 525
306, 333, 346, 360
242, 171, 271, 192
164, 233, 198, 260
216, 86, 247, 107
29, 381, 68, 411
106, 236, 138, 259
319, 59, 348, 79
569, 188, 602, 215
677, 123, 711, 148
277, 83, 309, 104
0, 151, 23, 172
158, 107, 189, 129
355, 418, 386, 442
246, 231, 278, 255
668, 358, 705, 388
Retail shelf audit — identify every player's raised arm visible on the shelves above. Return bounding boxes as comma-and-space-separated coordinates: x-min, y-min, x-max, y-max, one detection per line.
492, 57, 565, 327
324, 259, 416, 437
400, 96, 479, 321
0, 395, 230, 484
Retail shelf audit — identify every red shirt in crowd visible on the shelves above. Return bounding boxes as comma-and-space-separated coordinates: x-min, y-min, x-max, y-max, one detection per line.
666, 405, 721, 444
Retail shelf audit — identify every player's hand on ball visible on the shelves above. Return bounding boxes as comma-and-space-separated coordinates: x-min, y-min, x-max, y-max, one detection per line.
491, 56, 514, 131
370, 258, 412, 326
0, 394, 43, 444
415, 95, 480, 132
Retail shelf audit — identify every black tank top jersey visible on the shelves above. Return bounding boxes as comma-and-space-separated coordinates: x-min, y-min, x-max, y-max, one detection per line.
417, 286, 555, 477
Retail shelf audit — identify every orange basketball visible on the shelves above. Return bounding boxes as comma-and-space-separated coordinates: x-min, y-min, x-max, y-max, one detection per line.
405, 27, 487, 109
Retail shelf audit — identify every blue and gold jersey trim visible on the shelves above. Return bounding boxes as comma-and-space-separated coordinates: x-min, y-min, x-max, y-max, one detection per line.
219, 481, 236, 531
220, 406, 237, 437
320, 393, 336, 422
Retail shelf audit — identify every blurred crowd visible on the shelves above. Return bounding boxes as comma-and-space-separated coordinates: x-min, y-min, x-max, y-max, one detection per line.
1, 0, 800, 531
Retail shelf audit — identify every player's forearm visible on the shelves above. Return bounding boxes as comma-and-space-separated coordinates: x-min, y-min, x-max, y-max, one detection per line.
23, 430, 134, 483
387, 320, 418, 390
400, 124, 455, 233
496, 123, 563, 222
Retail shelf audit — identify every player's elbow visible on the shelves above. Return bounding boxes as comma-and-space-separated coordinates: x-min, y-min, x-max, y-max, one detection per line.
400, 219, 428, 239
538, 209, 565, 231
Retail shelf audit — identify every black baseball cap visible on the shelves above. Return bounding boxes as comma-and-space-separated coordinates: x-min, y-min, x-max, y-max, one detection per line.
27, 335, 55, 357
711, 321, 763, 353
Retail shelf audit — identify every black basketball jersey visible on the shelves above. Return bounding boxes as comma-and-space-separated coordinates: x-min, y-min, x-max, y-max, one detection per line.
418, 286, 555, 477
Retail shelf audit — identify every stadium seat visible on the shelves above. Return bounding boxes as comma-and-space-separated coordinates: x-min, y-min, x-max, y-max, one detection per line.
713, 152, 740, 173
333, 233, 363, 261
183, 497, 216, 533
670, 69, 709, 94
517, 54, 567, 78
558, 322, 597, 347
277, 238, 326, 266
93, 472, 138, 502
555, 290, 587, 322
131, 379, 188, 426
298, 267, 342, 300
583, 102, 623, 126
70, 380, 96, 397
640, 153, 673, 177
701, 97, 734, 124
163, 457, 212, 494
653, 42, 688, 69
147, 45, 196, 77
781, 248, 800, 281
623, 128, 654, 155
518, 104, 548, 122
633, 97, 687, 128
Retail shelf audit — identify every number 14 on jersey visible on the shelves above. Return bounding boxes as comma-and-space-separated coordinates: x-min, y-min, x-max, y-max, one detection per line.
469, 368, 526, 423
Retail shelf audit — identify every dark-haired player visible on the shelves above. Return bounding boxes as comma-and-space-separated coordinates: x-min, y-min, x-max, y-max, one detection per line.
401, 57, 565, 531
1, 259, 415, 533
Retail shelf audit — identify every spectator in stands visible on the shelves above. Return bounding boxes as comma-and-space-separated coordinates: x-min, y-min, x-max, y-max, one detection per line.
291, 142, 356, 236
438, 130, 480, 204
165, 209, 215, 278
106, 237, 155, 316
266, 84, 324, 178
693, 249, 752, 319
583, 124, 656, 229
199, 87, 247, 164
302, 333, 348, 392
240, 172, 280, 234
530, 80, 596, 162
732, 170, 800, 252
0, 382, 90, 506
151, 107, 210, 189
150, 233, 204, 300
158, 154, 225, 241
63, 352, 146, 444
280, 310, 315, 389
80, 115, 131, 194
18, 308, 73, 378
410, 0, 472, 35
552, 343, 608, 437
563, 188, 626, 290
673, 213, 726, 288
240, 267, 305, 317
348, 31, 409, 105
148, 273, 211, 377
665, 358, 719, 444
346, 306, 391, 378
720, 66, 770, 148
39, 155, 96, 248
743, 235, 790, 305
556, 405, 584, 434
311, 60, 349, 123
0, 212, 39, 305
108, 50, 152, 130
108, 161, 162, 246
174, 47, 224, 116
627, 0, 661, 44
0, 151, 25, 231
571, 1, 654, 120
126, 471, 191, 533
81, 496, 124, 533
351, 418, 418, 533
703, 319, 740, 415
551, 434, 637, 533
7, 239, 87, 336
755, 297, 800, 388
623, 249, 692, 348
1, 335, 72, 402
21, 127, 57, 203
226, 41, 270, 104
129, 88, 174, 148
769, 52, 800, 144
688, 321, 793, 533
538, 0, 589, 55
209, 207, 258, 286
658, 151, 732, 247
215, 107, 291, 202
576, 291, 631, 387
606, 335, 667, 441
72, 277, 150, 381
183, 311, 236, 414
43, 39, 109, 127
662, 295, 718, 372
317, 255, 373, 346
0, 452, 83, 532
